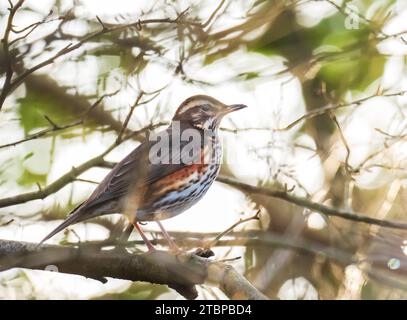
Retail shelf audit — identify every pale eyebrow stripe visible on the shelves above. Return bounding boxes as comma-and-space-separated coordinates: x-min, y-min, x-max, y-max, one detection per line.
178, 100, 208, 114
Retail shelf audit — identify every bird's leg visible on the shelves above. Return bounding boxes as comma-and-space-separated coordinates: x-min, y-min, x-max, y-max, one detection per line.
132, 221, 155, 252
156, 220, 180, 253
111, 222, 134, 254
119, 223, 134, 244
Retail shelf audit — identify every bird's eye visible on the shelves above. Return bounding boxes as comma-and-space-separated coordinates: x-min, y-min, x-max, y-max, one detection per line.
200, 104, 211, 112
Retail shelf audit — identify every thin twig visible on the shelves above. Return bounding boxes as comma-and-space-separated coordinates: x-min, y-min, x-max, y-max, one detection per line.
0, 219, 14, 227
0, 123, 160, 208
0, 0, 25, 111
205, 210, 261, 248
275, 91, 407, 131
0, 10, 200, 111
115, 91, 144, 144
0, 91, 119, 149
201, 0, 226, 28
9, 11, 60, 46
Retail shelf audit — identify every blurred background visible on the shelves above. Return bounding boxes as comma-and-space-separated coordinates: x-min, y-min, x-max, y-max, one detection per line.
0, 0, 407, 299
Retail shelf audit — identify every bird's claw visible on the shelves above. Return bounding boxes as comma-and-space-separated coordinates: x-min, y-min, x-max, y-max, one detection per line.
193, 247, 215, 258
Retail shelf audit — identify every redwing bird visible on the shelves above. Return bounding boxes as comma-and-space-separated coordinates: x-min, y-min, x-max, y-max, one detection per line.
39, 95, 247, 251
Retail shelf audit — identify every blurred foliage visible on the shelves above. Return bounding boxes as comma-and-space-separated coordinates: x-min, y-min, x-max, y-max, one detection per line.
93, 282, 169, 300
17, 89, 76, 134
0, 0, 407, 300
255, 11, 385, 95
17, 168, 47, 186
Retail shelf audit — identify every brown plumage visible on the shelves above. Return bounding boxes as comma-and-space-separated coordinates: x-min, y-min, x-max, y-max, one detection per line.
39, 95, 247, 249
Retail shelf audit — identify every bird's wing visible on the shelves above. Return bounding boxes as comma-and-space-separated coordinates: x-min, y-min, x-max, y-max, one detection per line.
78, 124, 204, 212
38, 124, 204, 245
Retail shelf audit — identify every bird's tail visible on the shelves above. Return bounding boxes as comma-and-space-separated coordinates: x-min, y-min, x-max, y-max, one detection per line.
37, 208, 85, 247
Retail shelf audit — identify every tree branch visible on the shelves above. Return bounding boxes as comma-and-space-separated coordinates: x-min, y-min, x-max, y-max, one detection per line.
216, 176, 407, 230
0, 9, 204, 110
0, 89, 118, 149
0, 148, 109, 208
0, 0, 25, 110
274, 90, 407, 132
0, 123, 163, 209
2, 166, 406, 231
0, 239, 268, 300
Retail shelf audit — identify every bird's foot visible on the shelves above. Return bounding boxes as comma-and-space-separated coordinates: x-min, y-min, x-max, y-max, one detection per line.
132, 221, 157, 253
193, 247, 215, 258
145, 241, 156, 253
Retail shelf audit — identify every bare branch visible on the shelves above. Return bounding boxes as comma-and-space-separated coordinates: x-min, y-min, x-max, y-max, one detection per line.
205, 210, 261, 249
216, 176, 407, 230
0, 148, 109, 209
0, 90, 119, 149
0, 123, 161, 209
0, 0, 25, 111
0, 239, 268, 300
201, 0, 227, 28
115, 91, 144, 144
0, 12, 205, 111
275, 91, 407, 131
9, 10, 59, 46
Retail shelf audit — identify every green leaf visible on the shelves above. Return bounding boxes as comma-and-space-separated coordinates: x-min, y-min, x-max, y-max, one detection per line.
18, 87, 78, 134
253, 11, 385, 95
17, 168, 47, 186
22, 152, 34, 161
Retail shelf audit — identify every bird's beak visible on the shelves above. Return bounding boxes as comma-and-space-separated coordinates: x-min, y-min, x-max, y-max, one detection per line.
225, 104, 248, 113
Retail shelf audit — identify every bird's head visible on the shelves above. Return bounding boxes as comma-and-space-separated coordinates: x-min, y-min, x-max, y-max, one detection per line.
172, 95, 247, 130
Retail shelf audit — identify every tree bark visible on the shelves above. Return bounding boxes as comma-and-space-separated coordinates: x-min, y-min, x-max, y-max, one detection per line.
0, 239, 268, 300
